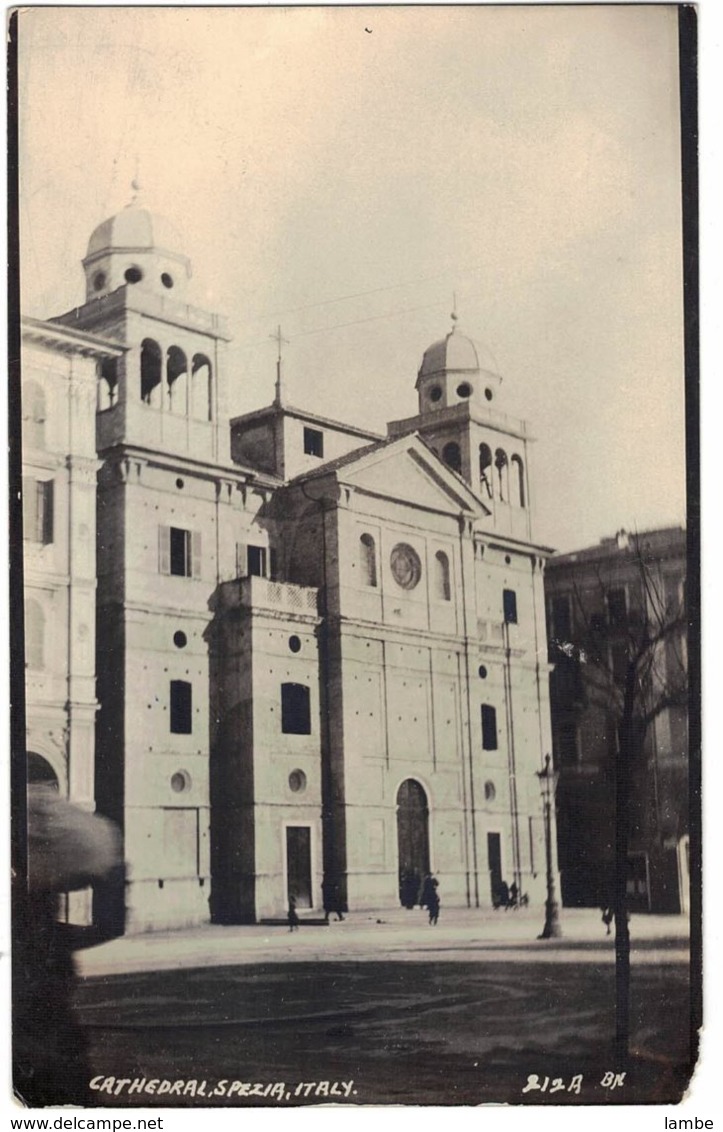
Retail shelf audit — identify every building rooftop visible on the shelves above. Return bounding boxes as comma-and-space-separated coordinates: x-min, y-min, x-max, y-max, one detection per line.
230, 401, 384, 442
548, 526, 686, 570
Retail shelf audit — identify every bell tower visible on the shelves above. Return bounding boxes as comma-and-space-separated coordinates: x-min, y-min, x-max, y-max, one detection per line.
47, 190, 246, 933
388, 316, 533, 541
53, 189, 231, 464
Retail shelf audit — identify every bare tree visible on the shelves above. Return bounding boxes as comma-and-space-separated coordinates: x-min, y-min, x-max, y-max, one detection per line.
548, 531, 687, 1065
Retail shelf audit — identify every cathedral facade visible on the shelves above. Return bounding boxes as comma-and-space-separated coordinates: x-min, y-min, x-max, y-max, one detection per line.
22, 200, 557, 933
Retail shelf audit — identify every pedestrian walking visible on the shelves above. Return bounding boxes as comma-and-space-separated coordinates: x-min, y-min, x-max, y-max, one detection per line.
288, 895, 300, 932
420, 873, 440, 925
427, 884, 440, 926
322, 875, 345, 922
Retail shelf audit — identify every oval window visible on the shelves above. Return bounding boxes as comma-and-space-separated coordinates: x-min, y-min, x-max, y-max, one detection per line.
125, 266, 143, 284
289, 769, 307, 793
456, 382, 473, 398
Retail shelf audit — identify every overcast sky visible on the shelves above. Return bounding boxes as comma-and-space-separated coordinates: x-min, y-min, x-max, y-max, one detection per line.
17, 5, 687, 552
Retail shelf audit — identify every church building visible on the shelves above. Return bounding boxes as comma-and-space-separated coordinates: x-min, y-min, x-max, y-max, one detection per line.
22, 198, 557, 933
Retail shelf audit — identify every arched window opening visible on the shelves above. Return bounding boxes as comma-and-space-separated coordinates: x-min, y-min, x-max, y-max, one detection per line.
25, 599, 45, 670
511, 455, 525, 507
479, 444, 493, 499
191, 354, 213, 421
442, 441, 462, 474
166, 346, 188, 415
360, 533, 377, 587
22, 382, 46, 449
434, 551, 451, 601
396, 779, 430, 907
281, 682, 311, 735
140, 339, 163, 406
98, 358, 118, 411
495, 448, 509, 502
481, 704, 498, 750
170, 680, 193, 734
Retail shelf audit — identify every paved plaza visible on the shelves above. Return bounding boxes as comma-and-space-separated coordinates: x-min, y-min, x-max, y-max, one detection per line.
77, 906, 690, 977
73, 908, 695, 1108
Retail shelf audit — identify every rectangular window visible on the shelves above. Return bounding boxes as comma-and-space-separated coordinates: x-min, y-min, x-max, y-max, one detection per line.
170, 527, 191, 576
607, 587, 627, 627
303, 427, 324, 458
247, 544, 267, 577
22, 477, 54, 544
281, 682, 311, 735
481, 704, 498, 750
170, 680, 193, 734
159, 526, 201, 578
551, 594, 571, 640
503, 589, 517, 624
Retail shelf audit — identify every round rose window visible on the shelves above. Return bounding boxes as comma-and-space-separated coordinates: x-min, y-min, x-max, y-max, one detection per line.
390, 543, 422, 590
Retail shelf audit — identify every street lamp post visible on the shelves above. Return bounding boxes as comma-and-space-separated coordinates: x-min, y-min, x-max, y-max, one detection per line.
536, 753, 562, 939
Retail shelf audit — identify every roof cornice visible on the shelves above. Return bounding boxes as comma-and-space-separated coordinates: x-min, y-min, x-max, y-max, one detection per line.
21, 316, 126, 358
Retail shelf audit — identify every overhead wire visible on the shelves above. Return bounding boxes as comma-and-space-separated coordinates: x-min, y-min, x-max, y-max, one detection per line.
234, 289, 488, 352
254, 263, 487, 322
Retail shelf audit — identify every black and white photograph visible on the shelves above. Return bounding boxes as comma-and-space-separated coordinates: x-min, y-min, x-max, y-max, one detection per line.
9, 3, 700, 1112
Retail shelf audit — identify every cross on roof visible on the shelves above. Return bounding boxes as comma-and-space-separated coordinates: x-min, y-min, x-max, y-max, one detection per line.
271, 325, 289, 406
270, 324, 289, 363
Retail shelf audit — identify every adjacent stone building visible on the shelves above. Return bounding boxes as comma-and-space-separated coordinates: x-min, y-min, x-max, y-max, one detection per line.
22, 198, 558, 932
545, 527, 689, 914
21, 316, 124, 923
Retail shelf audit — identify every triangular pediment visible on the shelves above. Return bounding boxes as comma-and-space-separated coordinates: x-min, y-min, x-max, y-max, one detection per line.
333, 436, 491, 517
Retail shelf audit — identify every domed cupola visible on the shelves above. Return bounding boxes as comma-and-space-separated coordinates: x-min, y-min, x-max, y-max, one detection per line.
416, 316, 502, 415
82, 186, 192, 303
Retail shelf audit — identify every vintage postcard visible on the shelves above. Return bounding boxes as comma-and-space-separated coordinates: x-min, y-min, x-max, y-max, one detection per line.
9, 4, 699, 1111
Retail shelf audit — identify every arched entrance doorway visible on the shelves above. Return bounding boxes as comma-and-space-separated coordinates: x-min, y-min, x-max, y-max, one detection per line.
396, 779, 430, 907
27, 751, 59, 788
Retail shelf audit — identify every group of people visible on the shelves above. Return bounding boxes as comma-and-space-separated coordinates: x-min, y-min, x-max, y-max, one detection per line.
289, 873, 443, 930
288, 876, 347, 931
493, 880, 527, 910
400, 871, 441, 924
